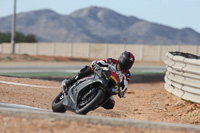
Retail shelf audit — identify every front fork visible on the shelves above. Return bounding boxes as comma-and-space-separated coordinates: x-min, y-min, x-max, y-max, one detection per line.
61, 86, 67, 97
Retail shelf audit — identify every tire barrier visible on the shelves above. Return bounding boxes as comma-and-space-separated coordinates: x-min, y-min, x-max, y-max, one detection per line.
164, 52, 200, 104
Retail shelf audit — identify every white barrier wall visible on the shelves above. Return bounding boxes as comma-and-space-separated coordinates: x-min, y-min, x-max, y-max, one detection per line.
164, 52, 200, 104
1, 43, 200, 61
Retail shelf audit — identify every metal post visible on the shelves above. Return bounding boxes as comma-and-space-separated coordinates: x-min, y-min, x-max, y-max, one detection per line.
11, 0, 17, 54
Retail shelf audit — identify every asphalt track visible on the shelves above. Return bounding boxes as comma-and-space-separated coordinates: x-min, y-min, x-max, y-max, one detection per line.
0, 65, 166, 73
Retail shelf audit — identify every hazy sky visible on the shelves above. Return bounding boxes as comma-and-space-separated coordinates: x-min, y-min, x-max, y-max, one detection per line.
0, 0, 200, 33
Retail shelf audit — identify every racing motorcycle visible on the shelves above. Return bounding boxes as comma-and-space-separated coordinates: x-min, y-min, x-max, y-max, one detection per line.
52, 63, 124, 114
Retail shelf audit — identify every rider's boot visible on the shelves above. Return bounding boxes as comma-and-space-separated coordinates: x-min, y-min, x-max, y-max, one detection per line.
62, 66, 92, 92
62, 75, 78, 92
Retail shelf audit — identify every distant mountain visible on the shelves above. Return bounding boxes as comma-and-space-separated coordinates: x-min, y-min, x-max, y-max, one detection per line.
0, 6, 200, 45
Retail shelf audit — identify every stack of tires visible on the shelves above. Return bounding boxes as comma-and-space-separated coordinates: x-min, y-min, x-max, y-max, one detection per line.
165, 52, 200, 104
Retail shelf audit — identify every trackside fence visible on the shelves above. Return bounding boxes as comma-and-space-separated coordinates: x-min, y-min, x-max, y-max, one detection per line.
164, 52, 200, 104
0, 43, 200, 61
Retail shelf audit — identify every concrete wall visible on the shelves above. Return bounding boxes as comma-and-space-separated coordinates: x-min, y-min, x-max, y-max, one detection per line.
90, 43, 107, 59
1, 43, 12, 54
1, 43, 200, 61
16, 43, 38, 55
55, 43, 71, 57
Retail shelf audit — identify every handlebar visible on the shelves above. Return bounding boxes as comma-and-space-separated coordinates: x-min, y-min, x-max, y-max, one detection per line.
92, 62, 108, 71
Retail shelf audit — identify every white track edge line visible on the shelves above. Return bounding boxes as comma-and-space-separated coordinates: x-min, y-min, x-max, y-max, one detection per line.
0, 80, 59, 88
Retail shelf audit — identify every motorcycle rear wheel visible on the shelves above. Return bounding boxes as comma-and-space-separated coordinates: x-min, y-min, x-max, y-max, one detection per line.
52, 92, 66, 113
75, 89, 105, 115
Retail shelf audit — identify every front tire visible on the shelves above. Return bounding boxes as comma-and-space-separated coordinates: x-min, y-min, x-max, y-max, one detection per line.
76, 89, 105, 114
52, 92, 66, 113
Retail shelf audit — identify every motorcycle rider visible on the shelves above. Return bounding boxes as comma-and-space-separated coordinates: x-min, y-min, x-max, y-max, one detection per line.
62, 51, 135, 109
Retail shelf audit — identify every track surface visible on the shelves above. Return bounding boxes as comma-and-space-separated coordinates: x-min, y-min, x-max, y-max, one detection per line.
0, 65, 165, 73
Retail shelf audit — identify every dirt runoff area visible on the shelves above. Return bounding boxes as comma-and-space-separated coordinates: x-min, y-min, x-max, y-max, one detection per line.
0, 54, 200, 132
0, 75, 200, 133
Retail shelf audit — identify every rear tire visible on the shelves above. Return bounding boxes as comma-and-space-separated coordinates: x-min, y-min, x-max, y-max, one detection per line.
75, 89, 105, 114
52, 92, 66, 113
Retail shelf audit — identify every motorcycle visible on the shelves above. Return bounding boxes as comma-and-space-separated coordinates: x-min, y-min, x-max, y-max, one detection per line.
51, 63, 124, 114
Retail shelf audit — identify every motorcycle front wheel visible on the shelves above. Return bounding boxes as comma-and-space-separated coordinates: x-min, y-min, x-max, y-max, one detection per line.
52, 92, 66, 113
76, 89, 105, 115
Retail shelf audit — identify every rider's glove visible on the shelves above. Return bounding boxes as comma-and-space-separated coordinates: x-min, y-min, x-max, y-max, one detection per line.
91, 61, 97, 69
91, 61, 101, 70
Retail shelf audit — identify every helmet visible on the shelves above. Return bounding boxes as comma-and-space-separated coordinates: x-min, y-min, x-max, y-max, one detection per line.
118, 51, 135, 70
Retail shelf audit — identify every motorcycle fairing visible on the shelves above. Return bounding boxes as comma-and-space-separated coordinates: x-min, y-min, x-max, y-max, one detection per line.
62, 68, 120, 112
